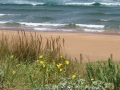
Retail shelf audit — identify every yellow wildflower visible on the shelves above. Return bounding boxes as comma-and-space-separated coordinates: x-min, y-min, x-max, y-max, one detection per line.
39, 55, 43, 59
65, 60, 69, 65
40, 61, 45, 68
60, 55, 63, 59
91, 78, 94, 81
57, 63, 62, 68
72, 74, 76, 79
10, 55, 14, 59
12, 71, 16, 75
60, 68, 63, 72
40, 61, 44, 64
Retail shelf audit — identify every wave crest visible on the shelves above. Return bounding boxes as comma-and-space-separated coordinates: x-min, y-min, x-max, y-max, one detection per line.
0, 2, 120, 6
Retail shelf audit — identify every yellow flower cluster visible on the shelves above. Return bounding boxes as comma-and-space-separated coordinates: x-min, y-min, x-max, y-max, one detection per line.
65, 60, 69, 65
12, 70, 16, 75
39, 55, 43, 59
36, 54, 70, 72
60, 68, 63, 72
40, 61, 45, 68
60, 55, 63, 59
72, 74, 76, 79
57, 63, 62, 68
56, 63, 63, 72
91, 78, 94, 81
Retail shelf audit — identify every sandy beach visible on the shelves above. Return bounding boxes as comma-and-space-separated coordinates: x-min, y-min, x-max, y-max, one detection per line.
1, 30, 120, 62
36, 32, 120, 62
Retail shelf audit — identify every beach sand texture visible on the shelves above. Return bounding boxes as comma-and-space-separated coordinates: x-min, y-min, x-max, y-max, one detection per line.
38, 32, 120, 62
0, 30, 120, 62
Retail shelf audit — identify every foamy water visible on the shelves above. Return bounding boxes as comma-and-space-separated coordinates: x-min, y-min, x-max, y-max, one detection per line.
0, 0, 120, 33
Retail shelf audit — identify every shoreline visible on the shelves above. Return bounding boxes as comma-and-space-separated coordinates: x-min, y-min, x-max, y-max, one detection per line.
0, 27, 120, 36
0, 29, 120, 62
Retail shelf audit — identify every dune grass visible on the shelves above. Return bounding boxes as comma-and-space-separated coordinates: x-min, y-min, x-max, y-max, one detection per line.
0, 30, 119, 90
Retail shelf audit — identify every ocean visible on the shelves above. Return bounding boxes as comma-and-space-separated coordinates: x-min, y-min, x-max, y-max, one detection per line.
0, 0, 120, 33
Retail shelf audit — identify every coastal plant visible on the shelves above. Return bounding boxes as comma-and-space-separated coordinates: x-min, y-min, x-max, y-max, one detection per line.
0, 30, 120, 90
0, 30, 65, 62
0, 30, 82, 89
0, 53, 81, 90
86, 58, 120, 90
33, 75, 114, 90
29, 54, 74, 88
0, 33, 11, 59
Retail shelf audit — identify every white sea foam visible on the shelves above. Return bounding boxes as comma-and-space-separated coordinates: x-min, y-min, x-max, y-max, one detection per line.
20, 22, 105, 29
0, 1, 44, 6
24, 2, 44, 6
0, 21, 8, 24
0, 21, 64, 27
0, 21, 105, 30
36, 23, 65, 26
84, 29, 104, 32
34, 28, 48, 31
65, 2, 94, 6
0, 14, 20, 17
100, 19, 109, 22
34, 28, 73, 32
0, 14, 5, 16
65, 2, 120, 6
20, 22, 64, 27
76, 24, 104, 29
101, 3, 120, 6
0, 21, 105, 32
1, 1, 120, 6
13, 1, 44, 6
21, 22, 41, 26
31, 3, 44, 6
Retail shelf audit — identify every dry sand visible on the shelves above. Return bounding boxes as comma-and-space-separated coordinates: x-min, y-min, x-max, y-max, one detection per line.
37, 32, 120, 62
1, 30, 120, 62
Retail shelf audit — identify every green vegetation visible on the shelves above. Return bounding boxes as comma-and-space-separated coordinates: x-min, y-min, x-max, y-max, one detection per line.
0, 31, 120, 90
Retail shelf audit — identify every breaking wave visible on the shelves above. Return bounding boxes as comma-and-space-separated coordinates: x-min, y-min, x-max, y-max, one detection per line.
0, 2, 120, 7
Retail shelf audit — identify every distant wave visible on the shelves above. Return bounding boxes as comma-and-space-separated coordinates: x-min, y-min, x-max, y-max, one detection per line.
65, 2, 120, 6
0, 21, 21, 25
20, 22, 105, 29
0, 3, 44, 6
84, 29, 104, 32
0, 2, 120, 7
34, 28, 74, 32
0, 14, 21, 16
0, 14, 5, 16
76, 24, 104, 29
0, 21, 105, 29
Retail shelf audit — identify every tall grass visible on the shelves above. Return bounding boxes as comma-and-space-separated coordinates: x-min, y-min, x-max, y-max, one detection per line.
0, 30, 65, 62
0, 30, 83, 89
86, 58, 120, 90
0, 30, 120, 90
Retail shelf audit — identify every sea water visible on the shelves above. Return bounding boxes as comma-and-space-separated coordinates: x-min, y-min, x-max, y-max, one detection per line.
0, 0, 120, 33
